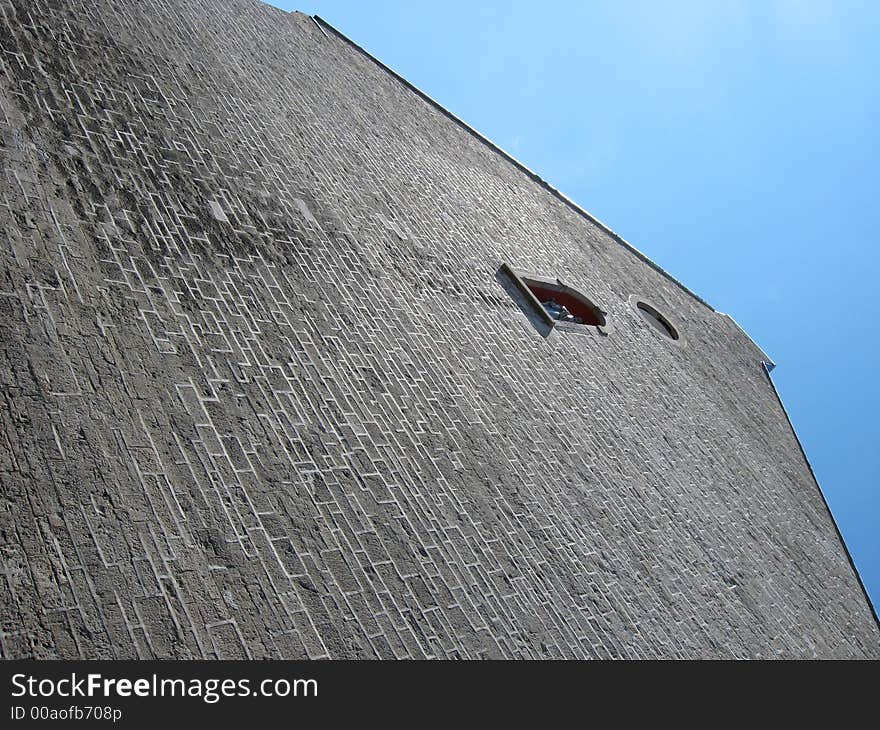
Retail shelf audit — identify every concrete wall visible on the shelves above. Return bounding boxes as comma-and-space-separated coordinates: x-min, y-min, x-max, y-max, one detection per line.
0, 0, 876, 658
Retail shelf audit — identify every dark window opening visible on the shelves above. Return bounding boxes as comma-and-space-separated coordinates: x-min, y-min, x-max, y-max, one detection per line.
523, 279, 605, 327
636, 301, 679, 340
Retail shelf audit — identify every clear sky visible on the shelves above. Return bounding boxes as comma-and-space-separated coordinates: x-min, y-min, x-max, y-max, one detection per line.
269, 0, 879, 613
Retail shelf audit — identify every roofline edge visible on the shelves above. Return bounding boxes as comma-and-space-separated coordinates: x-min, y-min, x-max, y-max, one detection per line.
312, 15, 713, 309
312, 15, 782, 372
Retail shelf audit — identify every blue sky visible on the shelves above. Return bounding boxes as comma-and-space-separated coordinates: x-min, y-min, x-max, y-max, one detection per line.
270, 1, 879, 613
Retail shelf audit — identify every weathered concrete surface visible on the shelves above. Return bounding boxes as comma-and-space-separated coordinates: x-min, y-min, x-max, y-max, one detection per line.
0, 0, 876, 659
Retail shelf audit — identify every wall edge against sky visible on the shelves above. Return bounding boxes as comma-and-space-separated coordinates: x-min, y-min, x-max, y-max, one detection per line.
760, 362, 879, 626
307, 14, 794, 372
309, 8, 880, 628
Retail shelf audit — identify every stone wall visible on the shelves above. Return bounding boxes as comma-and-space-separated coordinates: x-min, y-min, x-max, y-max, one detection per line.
0, 0, 876, 658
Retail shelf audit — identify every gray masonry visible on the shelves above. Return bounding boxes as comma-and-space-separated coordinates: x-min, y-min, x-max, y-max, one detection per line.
0, 0, 877, 659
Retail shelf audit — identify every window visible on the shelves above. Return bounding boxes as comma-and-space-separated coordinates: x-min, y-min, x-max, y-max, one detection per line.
634, 300, 679, 340
521, 278, 605, 326
497, 264, 608, 335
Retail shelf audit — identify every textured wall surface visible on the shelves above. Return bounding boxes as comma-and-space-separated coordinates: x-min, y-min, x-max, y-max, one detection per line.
0, 0, 876, 659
